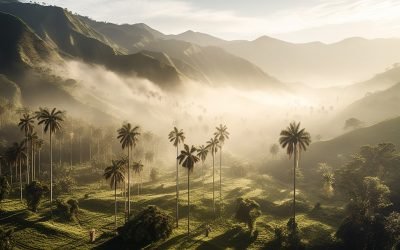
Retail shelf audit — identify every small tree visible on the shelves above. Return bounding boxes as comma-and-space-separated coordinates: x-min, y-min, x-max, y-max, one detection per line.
25, 181, 48, 212
119, 205, 174, 248
150, 168, 158, 182
0, 176, 11, 205
235, 198, 261, 232
269, 144, 279, 157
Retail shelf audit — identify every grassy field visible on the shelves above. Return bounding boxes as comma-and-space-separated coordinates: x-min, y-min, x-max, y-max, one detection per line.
0, 164, 345, 249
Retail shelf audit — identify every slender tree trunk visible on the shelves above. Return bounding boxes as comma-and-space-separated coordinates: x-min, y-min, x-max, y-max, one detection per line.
89, 128, 92, 161
114, 178, 117, 229
124, 180, 127, 222
187, 168, 190, 236
10, 163, 13, 185
31, 140, 34, 181
293, 145, 298, 232
26, 135, 29, 184
219, 148, 222, 215
80, 135, 82, 164
176, 145, 179, 227
212, 152, 215, 216
50, 132, 53, 216
38, 149, 41, 177
128, 147, 131, 218
59, 138, 62, 167
70, 137, 72, 169
19, 159, 22, 201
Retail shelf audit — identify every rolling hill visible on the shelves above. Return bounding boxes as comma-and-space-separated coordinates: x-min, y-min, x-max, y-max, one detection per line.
302, 116, 400, 169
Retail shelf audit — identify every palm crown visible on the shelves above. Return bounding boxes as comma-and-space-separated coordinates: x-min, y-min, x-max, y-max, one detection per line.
178, 144, 200, 173
132, 160, 144, 174
197, 145, 209, 162
36, 108, 64, 134
18, 113, 35, 135
214, 124, 229, 145
104, 160, 125, 189
168, 127, 185, 147
117, 123, 140, 149
206, 137, 219, 156
279, 122, 311, 157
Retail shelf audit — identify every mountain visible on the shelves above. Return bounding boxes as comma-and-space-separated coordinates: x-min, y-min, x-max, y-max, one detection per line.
78, 17, 282, 89
302, 116, 400, 169
220, 36, 400, 87
167, 30, 228, 47
338, 82, 400, 124
0, 2, 182, 88
0, 10, 60, 73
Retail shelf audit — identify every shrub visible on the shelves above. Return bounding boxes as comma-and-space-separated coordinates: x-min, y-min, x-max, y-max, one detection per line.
235, 198, 261, 232
55, 199, 79, 221
0, 176, 11, 203
118, 205, 174, 248
25, 181, 48, 212
54, 176, 75, 195
150, 168, 158, 182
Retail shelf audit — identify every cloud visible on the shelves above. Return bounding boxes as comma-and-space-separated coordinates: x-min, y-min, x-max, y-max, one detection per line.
31, 0, 400, 42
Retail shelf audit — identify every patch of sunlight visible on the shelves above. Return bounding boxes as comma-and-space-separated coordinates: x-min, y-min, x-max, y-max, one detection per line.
273, 198, 291, 205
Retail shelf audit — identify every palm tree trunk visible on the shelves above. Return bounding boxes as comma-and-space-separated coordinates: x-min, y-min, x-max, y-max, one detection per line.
176, 145, 179, 228
31, 140, 34, 181
212, 152, 215, 216
59, 138, 62, 167
219, 148, 222, 215
187, 168, 190, 236
10, 163, 13, 185
124, 180, 127, 222
114, 178, 117, 229
38, 149, 41, 177
19, 159, 22, 201
79, 136, 82, 164
127, 147, 131, 218
293, 145, 297, 231
50, 131, 53, 216
26, 135, 29, 184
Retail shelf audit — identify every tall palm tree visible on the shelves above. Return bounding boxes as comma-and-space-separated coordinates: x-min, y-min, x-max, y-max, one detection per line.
27, 132, 38, 181
168, 127, 185, 227
214, 124, 229, 214
35, 139, 44, 177
18, 113, 35, 184
177, 144, 199, 236
279, 122, 311, 231
196, 145, 208, 191
117, 123, 140, 218
132, 161, 144, 195
104, 160, 125, 229
36, 108, 64, 212
10, 142, 26, 201
206, 137, 219, 215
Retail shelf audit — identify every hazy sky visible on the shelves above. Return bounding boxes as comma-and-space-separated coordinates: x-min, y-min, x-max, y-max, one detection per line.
33, 0, 400, 43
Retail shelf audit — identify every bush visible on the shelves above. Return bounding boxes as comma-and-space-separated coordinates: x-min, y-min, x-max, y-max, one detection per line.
118, 205, 174, 248
235, 198, 261, 232
0, 175, 11, 203
54, 176, 75, 195
0, 228, 14, 250
55, 199, 79, 221
150, 168, 158, 182
25, 181, 48, 212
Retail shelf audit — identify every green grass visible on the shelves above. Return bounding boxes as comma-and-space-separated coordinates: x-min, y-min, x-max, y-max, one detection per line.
0, 165, 344, 249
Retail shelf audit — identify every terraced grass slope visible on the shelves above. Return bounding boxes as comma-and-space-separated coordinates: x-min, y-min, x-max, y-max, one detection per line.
0, 164, 344, 249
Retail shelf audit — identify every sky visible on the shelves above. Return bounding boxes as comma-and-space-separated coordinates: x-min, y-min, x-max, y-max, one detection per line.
29, 0, 400, 43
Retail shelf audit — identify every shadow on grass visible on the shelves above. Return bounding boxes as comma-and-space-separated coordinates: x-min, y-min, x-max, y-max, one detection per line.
197, 227, 257, 250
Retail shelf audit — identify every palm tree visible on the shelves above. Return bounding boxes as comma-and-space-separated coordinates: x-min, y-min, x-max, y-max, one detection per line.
206, 137, 219, 215
35, 139, 44, 177
177, 144, 199, 236
10, 142, 26, 201
168, 127, 185, 227
36, 108, 64, 212
279, 122, 311, 231
117, 123, 140, 218
104, 160, 125, 229
18, 113, 35, 184
214, 124, 229, 214
132, 161, 144, 195
196, 145, 208, 192
27, 132, 39, 181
